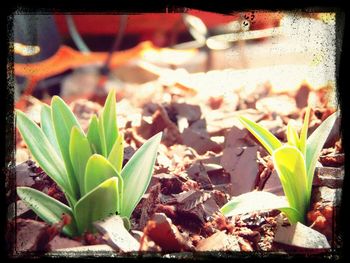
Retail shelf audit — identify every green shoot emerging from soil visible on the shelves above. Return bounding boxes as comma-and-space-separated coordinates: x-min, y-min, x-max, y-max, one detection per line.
16, 89, 162, 237
220, 108, 338, 224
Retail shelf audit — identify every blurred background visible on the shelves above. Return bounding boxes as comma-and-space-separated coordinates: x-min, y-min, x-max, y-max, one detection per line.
12, 11, 337, 109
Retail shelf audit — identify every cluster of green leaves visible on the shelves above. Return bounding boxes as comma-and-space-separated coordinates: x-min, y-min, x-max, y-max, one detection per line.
16, 89, 162, 237
220, 108, 338, 224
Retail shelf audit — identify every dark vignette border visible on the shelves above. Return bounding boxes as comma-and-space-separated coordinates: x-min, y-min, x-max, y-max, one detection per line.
2, 0, 348, 262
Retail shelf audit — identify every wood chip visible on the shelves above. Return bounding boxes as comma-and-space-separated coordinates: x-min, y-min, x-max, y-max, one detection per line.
142, 213, 193, 252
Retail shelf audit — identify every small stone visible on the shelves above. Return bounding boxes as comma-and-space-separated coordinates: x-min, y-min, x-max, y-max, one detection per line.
221, 146, 259, 196
274, 222, 330, 250
94, 215, 140, 252
312, 186, 342, 207
313, 167, 344, 188
50, 244, 114, 253
7, 200, 31, 220
16, 160, 37, 188
196, 231, 240, 251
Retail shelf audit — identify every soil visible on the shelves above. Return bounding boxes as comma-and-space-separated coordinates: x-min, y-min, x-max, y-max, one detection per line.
9, 73, 343, 257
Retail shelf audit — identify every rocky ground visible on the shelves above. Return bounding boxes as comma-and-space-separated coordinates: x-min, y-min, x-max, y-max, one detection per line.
8, 73, 343, 258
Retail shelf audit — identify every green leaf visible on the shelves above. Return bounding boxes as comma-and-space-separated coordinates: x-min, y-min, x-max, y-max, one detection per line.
98, 114, 108, 157
40, 104, 61, 156
306, 111, 338, 196
16, 110, 74, 203
239, 116, 282, 155
299, 107, 311, 156
286, 122, 300, 149
74, 177, 119, 234
120, 132, 162, 218
51, 96, 83, 201
100, 88, 119, 155
87, 115, 102, 154
220, 191, 302, 224
272, 145, 308, 221
108, 133, 124, 174
69, 126, 92, 197
84, 154, 123, 210
17, 187, 78, 237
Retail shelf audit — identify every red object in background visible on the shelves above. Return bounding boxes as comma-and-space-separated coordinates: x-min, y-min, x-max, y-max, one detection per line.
54, 11, 282, 47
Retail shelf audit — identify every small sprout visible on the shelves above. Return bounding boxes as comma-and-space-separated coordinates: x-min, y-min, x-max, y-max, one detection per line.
220, 108, 338, 224
16, 89, 162, 237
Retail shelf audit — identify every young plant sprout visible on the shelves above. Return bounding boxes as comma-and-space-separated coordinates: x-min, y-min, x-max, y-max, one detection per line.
220, 108, 338, 224
16, 89, 162, 237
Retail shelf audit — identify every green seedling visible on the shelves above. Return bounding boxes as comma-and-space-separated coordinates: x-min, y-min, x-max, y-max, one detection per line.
16, 89, 162, 237
220, 108, 338, 223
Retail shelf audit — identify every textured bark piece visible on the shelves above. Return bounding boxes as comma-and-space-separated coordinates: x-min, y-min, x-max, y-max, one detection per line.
221, 146, 259, 196
224, 121, 254, 148
181, 128, 222, 155
174, 190, 210, 210
180, 196, 219, 224
189, 119, 209, 136
262, 170, 284, 196
171, 102, 201, 123
48, 236, 83, 251
295, 84, 311, 109
122, 145, 136, 166
211, 190, 229, 207
206, 109, 265, 136
137, 104, 182, 146
274, 222, 330, 250
149, 173, 184, 195
186, 162, 213, 190
94, 215, 140, 252
213, 184, 235, 196
139, 184, 161, 229
172, 190, 220, 225
196, 231, 240, 251
319, 153, 344, 167
16, 160, 37, 187
14, 219, 49, 253
313, 167, 344, 189
142, 213, 193, 252
207, 168, 229, 186
256, 95, 297, 116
